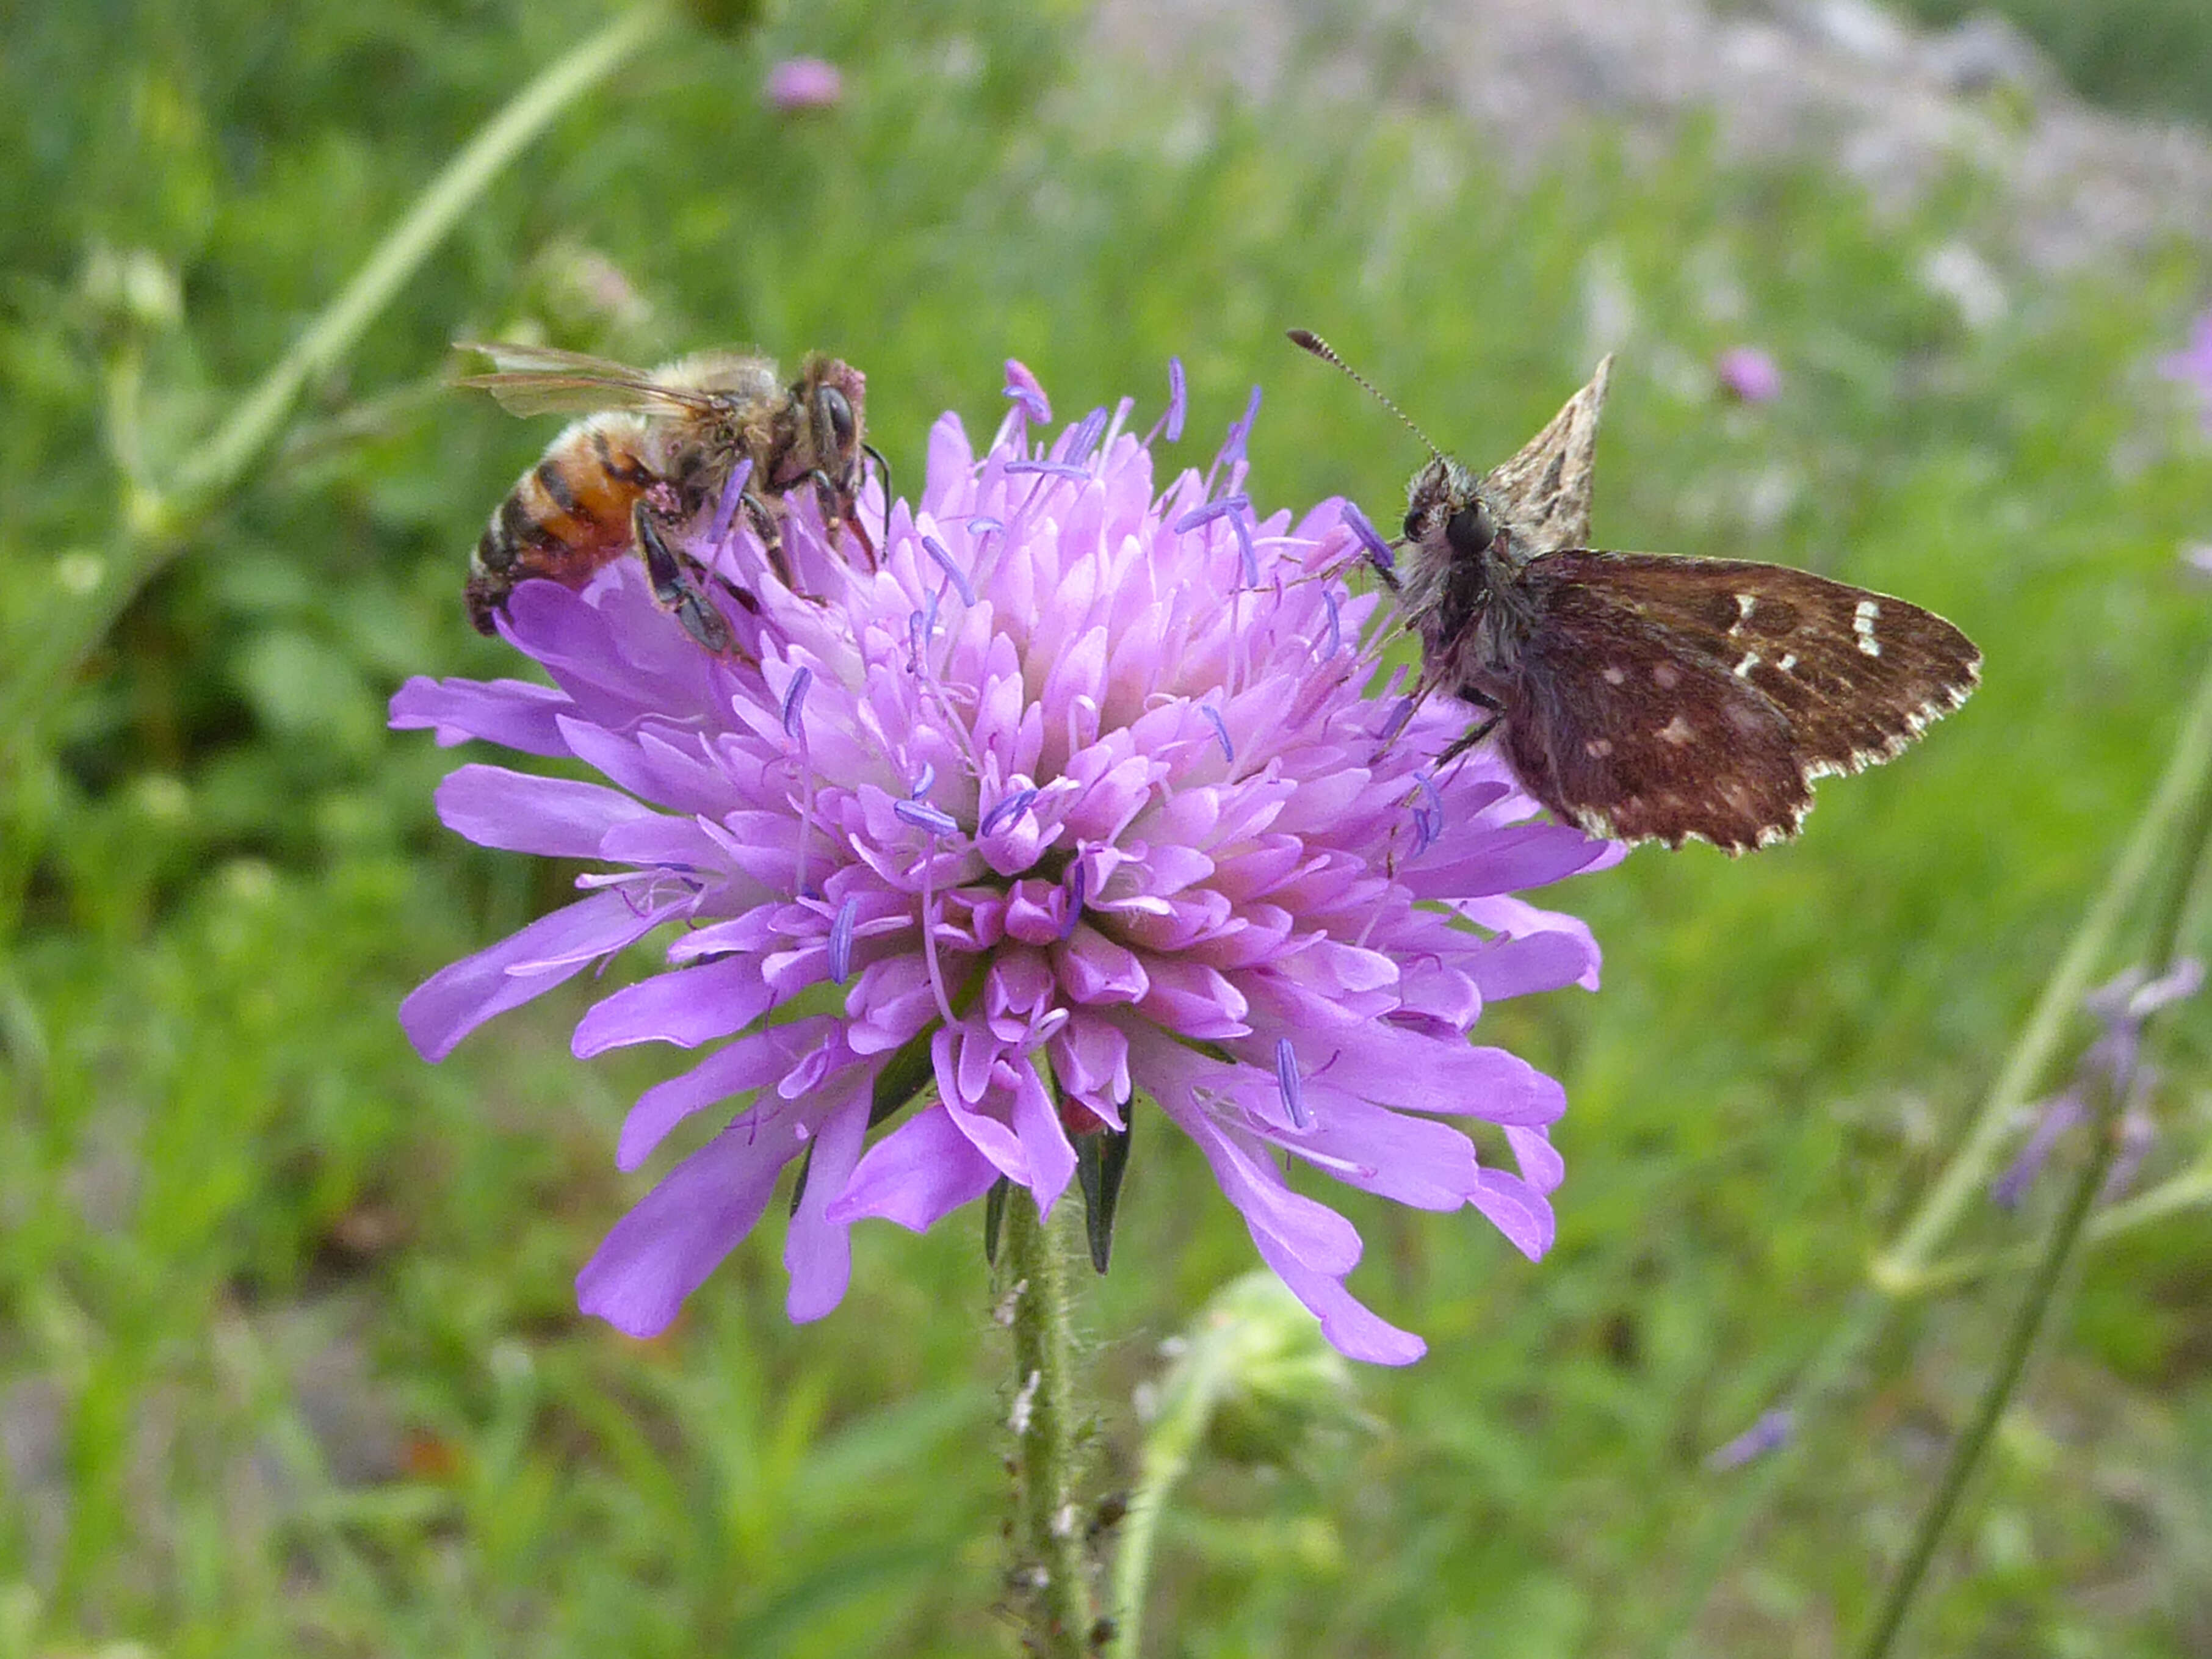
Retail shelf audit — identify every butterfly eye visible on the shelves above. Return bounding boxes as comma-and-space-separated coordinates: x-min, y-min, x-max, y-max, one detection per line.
1447, 501, 1497, 556
1401, 508, 1425, 540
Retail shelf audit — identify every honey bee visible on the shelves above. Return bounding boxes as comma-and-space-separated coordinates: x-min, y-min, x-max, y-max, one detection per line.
456, 341, 876, 651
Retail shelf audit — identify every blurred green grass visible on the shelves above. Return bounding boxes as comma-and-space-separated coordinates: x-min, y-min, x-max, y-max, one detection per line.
4, 1, 2211, 1655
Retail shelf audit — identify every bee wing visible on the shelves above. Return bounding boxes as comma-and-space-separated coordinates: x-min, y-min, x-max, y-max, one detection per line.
452, 341, 720, 418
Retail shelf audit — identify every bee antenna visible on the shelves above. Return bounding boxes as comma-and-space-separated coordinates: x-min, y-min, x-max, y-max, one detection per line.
1285, 329, 1444, 462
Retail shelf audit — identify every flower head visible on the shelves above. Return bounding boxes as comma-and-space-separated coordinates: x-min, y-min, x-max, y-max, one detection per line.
1715, 345, 1783, 404
392, 366, 1617, 1364
764, 57, 843, 111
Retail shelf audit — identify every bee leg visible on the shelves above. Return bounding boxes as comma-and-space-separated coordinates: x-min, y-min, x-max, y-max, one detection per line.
632, 500, 736, 655
1435, 692, 1504, 767
811, 467, 877, 569
862, 443, 893, 553
737, 491, 799, 588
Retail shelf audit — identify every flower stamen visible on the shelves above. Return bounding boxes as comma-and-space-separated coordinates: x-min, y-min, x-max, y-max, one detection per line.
1274, 1036, 1309, 1129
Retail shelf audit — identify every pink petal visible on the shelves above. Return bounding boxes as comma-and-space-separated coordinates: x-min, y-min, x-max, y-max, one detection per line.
388, 674, 572, 755
576, 1107, 803, 1337
435, 765, 656, 857
400, 889, 660, 1061
617, 1017, 837, 1169
573, 954, 773, 1056
828, 1105, 1000, 1231
785, 1079, 872, 1322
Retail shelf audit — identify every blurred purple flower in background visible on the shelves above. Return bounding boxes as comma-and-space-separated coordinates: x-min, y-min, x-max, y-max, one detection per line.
2158, 310, 2212, 435
392, 364, 1618, 1364
1715, 345, 1784, 404
1706, 1407, 1795, 1471
765, 57, 843, 112
1990, 958, 2200, 1209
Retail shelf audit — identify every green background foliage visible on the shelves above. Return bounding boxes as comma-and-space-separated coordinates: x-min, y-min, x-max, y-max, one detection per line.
3, 1, 2210, 1654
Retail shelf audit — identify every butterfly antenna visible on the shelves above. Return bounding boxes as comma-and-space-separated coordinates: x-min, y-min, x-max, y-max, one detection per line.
1285, 329, 1444, 462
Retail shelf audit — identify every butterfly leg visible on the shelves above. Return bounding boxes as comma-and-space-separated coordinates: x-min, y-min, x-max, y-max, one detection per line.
1435, 690, 1503, 767
633, 499, 738, 656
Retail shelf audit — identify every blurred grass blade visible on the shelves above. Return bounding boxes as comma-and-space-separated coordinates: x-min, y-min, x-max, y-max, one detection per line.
0, 6, 668, 775
1857, 712, 2212, 1658
1875, 648, 2212, 1287
1649, 646, 2212, 1659
168, 6, 667, 507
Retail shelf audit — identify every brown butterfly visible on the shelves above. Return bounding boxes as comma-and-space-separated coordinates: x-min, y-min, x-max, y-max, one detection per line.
1290, 330, 1981, 853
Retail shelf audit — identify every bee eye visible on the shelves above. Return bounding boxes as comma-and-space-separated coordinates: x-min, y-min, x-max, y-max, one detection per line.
1447, 501, 1497, 555
817, 387, 856, 451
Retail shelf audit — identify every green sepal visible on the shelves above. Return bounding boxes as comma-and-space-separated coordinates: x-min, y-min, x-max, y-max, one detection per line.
1075, 1116, 1133, 1274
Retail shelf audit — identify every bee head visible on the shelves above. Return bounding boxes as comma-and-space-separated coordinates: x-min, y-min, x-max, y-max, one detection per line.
799, 356, 868, 491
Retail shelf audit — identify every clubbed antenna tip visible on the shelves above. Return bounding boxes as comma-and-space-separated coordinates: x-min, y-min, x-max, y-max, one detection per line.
1284, 328, 1443, 461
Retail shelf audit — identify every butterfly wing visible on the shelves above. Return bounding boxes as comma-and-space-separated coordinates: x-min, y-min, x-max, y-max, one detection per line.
453, 341, 723, 419
1481, 356, 1612, 554
1497, 551, 1980, 852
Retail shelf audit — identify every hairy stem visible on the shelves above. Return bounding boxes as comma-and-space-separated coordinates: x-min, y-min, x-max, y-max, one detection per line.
1003, 1192, 1094, 1656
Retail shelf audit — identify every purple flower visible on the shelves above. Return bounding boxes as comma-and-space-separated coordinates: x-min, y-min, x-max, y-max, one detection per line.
1715, 346, 1783, 404
2158, 310, 2212, 434
391, 364, 1619, 1364
1706, 1408, 1794, 1472
765, 57, 843, 111
1990, 958, 2200, 1207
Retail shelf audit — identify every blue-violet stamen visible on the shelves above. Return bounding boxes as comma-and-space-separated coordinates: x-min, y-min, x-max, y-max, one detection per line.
922, 533, 976, 605
894, 798, 959, 836
781, 665, 812, 739
828, 896, 859, 983
1274, 1036, 1308, 1129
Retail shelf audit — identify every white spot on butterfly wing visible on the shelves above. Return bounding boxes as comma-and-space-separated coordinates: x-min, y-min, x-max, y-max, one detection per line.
1657, 714, 1694, 745
1652, 663, 1682, 689
1729, 593, 1755, 635
1585, 738, 1614, 757
1853, 599, 1881, 657
1602, 665, 1628, 686
1733, 651, 1760, 678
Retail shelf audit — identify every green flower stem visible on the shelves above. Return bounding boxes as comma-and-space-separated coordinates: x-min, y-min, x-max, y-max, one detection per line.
1647, 646, 2212, 1659
1874, 651, 2212, 1287
1, 6, 667, 773
1854, 1054, 2139, 1657
1001, 1190, 1093, 1657
1107, 1312, 1242, 1659
1857, 661, 2212, 1656
1891, 1159, 2212, 1298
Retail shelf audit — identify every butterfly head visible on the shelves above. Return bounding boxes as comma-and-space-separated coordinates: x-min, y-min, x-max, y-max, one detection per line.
1403, 454, 1498, 562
